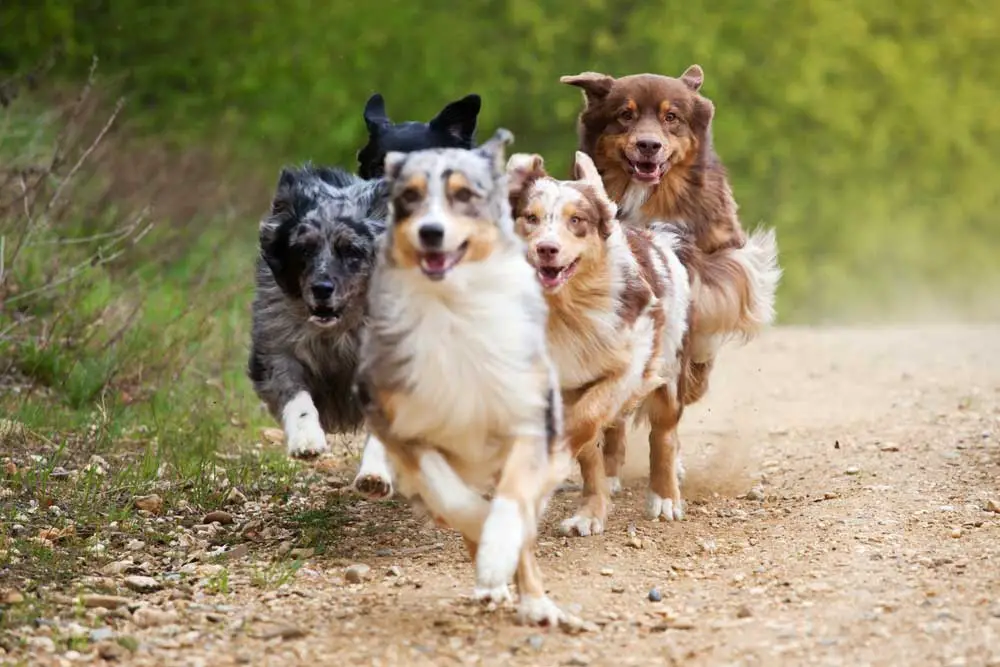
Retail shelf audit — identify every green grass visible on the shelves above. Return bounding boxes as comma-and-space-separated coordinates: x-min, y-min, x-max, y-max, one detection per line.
0, 75, 318, 632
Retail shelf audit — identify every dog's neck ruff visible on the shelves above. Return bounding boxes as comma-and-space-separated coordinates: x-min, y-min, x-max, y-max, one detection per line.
367, 247, 549, 461
617, 182, 652, 226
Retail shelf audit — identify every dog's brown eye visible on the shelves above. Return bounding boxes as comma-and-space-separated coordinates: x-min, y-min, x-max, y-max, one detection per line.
523, 214, 540, 226
619, 109, 635, 122
452, 187, 474, 203
400, 187, 422, 205
665, 112, 678, 122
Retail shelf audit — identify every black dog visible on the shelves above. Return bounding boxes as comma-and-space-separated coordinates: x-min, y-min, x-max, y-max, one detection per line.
356, 92, 482, 179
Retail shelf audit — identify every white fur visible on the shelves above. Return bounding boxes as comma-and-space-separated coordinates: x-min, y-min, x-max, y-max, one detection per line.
647, 490, 685, 522
617, 182, 651, 225
518, 595, 571, 627
411, 450, 490, 538
476, 497, 525, 593
608, 476, 622, 495
282, 390, 328, 456
375, 251, 548, 488
353, 434, 395, 499
559, 513, 603, 537
740, 226, 782, 329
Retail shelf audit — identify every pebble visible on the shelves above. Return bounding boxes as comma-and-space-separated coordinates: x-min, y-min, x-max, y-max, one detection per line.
611, 584, 625, 593
345, 564, 372, 584
599, 568, 614, 577
950, 528, 962, 539
97, 641, 128, 661
81, 595, 132, 610
126, 539, 145, 551
845, 466, 860, 475
986, 499, 1000, 514
125, 575, 162, 593
745, 486, 765, 501
256, 624, 308, 640
736, 604, 753, 618
0, 588, 24, 604
89, 627, 114, 642
648, 588, 662, 602
134, 494, 164, 514
225, 488, 248, 506
566, 654, 591, 666
26, 636, 55, 652
526, 635, 545, 651
880, 442, 900, 452
50, 466, 71, 480
132, 607, 179, 628
386, 565, 403, 578
202, 510, 234, 525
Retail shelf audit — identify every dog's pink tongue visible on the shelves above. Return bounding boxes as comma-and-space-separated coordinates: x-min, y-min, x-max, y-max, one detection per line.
423, 252, 448, 272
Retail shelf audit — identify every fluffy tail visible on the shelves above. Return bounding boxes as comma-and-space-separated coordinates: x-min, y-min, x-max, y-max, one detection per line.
655, 223, 781, 351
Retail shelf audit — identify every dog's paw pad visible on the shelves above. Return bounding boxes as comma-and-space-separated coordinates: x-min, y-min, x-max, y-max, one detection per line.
559, 514, 604, 537
607, 476, 623, 496
285, 423, 329, 459
646, 492, 685, 522
353, 473, 393, 500
472, 584, 512, 606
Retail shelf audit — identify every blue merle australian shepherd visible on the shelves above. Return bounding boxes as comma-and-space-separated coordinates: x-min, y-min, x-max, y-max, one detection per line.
248, 92, 481, 498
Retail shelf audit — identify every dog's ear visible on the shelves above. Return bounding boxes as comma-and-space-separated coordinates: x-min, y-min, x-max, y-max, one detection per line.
383, 151, 408, 181
429, 94, 482, 144
475, 127, 514, 175
573, 152, 618, 237
560, 72, 615, 107
505, 153, 546, 213
364, 93, 389, 133
680, 65, 704, 92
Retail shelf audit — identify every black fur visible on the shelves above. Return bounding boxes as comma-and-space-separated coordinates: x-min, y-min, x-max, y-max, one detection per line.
356, 92, 482, 179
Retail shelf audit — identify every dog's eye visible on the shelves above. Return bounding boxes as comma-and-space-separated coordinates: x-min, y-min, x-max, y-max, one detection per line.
399, 187, 422, 205
452, 187, 475, 203
664, 111, 678, 122
340, 245, 366, 260
619, 109, 636, 122
523, 214, 540, 226
569, 215, 584, 228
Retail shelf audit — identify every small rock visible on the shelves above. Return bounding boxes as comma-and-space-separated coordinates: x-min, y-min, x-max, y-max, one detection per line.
225, 488, 247, 506
985, 499, 1000, 514
125, 539, 145, 551
386, 565, 403, 578
255, 624, 307, 640
648, 588, 662, 602
566, 654, 590, 666
26, 636, 55, 652
0, 588, 24, 604
880, 442, 900, 452
526, 635, 545, 650
124, 575, 162, 593
97, 641, 127, 661
626, 536, 643, 549
823, 492, 839, 500
4, 460, 17, 475
132, 607, 179, 628
224, 543, 250, 562
736, 604, 753, 618
745, 486, 765, 501
599, 568, 614, 577
289, 548, 315, 559
950, 528, 962, 539
89, 627, 114, 642
611, 584, 625, 594
345, 564, 372, 584
202, 510, 234, 525
375, 548, 394, 557
103, 560, 133, 576
50, 466, 71, 480
134, 494, 164, 515
845, 466, 860, 475
81, 595, 132, 610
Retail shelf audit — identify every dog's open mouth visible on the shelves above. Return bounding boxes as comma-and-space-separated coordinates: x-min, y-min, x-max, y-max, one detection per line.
625, 156, 667, 184
536, 259, 579, 290
308, 307, 342, 328
419, 241, 468, 280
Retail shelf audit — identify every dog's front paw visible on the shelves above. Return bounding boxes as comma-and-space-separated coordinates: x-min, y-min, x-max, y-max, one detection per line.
607, 476, 623, 496
646, 491, 685, 522
559, 513, 604, 537
283, 392, 329, 459
517, 596, 594, 632
472, 584, 513, 606
353, 473, 393, 500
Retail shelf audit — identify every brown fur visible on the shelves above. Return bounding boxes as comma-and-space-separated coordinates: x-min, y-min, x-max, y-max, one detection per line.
507, 151, 692, 532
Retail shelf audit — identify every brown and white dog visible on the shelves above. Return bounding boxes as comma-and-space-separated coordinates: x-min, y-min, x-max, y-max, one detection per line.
507, 150, 693, 534
560, 65, 781, 495
353, 130, 578, 627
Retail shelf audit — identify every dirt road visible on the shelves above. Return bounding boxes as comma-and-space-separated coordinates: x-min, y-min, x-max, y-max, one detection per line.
21, 325, 1000, 667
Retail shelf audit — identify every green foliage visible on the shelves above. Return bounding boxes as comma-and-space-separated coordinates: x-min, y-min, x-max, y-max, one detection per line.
3, 0, 1000, 319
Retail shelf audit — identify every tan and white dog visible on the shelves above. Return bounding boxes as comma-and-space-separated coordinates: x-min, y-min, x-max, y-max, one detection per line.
507, 150, 779, 535
353, 130, 577, 627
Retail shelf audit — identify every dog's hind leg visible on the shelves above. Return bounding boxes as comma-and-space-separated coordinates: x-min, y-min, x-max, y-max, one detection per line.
353, 434, 396, 500
645, 386, 684, 522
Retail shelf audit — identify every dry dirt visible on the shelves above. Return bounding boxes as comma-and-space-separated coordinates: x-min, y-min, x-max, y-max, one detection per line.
14, 325, 1000, 667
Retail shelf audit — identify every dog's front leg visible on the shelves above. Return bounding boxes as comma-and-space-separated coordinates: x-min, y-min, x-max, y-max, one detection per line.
278, 376, 329, 458
353, 434, 396, 500
559, 373, 629, 537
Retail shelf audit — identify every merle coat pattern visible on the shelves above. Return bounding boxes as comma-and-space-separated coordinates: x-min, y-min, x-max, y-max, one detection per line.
248, 164, 386, 456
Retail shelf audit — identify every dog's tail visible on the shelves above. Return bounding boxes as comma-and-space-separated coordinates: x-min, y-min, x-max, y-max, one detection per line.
654, 223, 781, 357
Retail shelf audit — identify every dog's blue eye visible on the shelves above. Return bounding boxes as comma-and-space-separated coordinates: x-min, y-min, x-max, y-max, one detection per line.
340, 245, 366, 260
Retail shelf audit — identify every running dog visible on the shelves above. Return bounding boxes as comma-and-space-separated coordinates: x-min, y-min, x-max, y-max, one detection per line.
357, 92, 482, 179
354, 130, 577, 627
561, 65, 781, 492
507, 150, 779, 534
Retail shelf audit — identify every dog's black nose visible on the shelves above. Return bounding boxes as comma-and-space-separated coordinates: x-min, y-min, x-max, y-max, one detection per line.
311, 281, 335, 300
635, 139, 662, 154
418, 223, 445, 249
536, 242, 560, 260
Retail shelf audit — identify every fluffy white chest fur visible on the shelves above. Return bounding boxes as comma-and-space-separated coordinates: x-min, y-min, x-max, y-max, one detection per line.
376, 251, 548, 456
